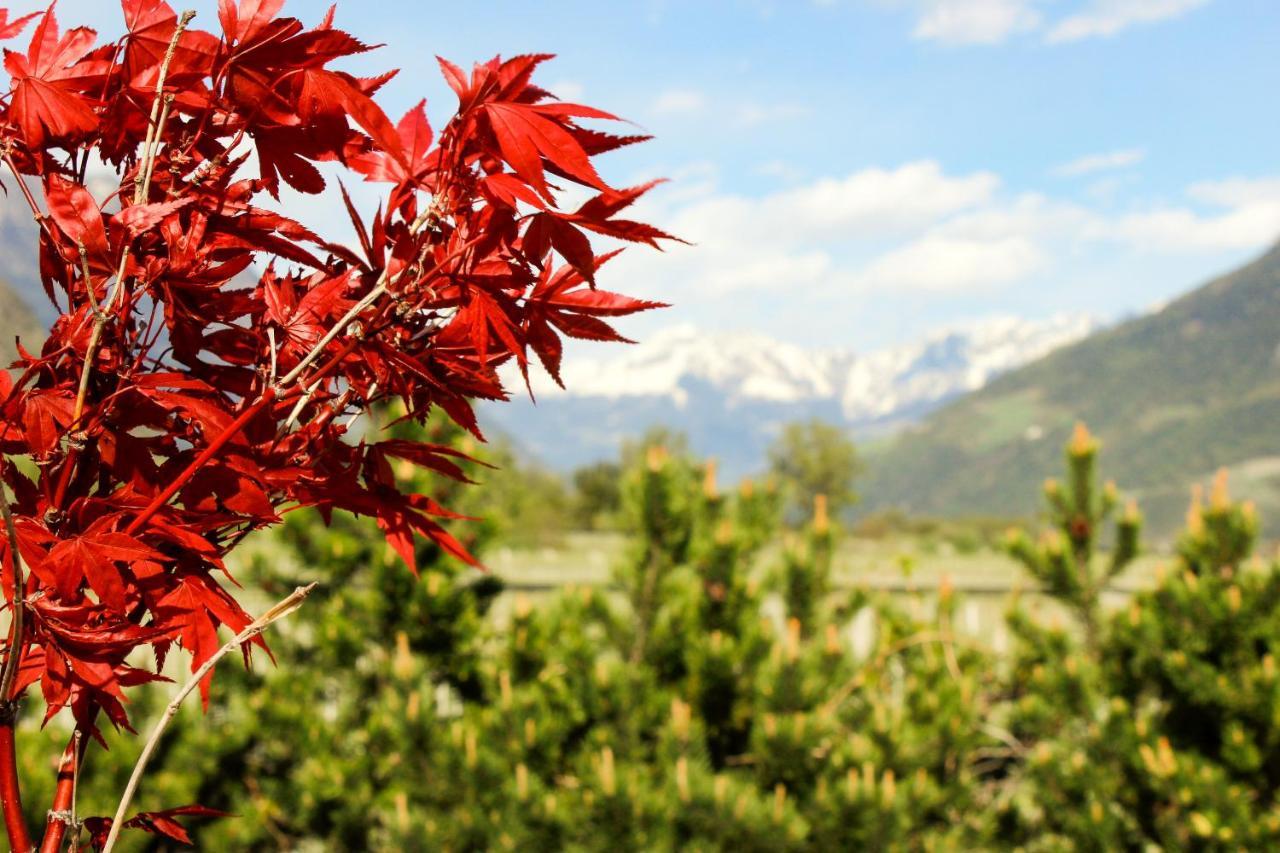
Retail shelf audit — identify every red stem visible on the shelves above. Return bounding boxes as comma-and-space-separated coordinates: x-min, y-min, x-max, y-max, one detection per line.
0, 721, 33, 853
37, 729, 88, 853
124, 388, 279, 537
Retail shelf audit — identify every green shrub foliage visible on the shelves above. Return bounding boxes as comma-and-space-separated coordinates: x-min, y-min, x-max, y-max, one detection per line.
29, 421, 1280, 850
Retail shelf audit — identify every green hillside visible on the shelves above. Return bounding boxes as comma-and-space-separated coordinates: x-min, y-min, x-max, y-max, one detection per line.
862, 242, 1280, 541
0, 278, 40, 364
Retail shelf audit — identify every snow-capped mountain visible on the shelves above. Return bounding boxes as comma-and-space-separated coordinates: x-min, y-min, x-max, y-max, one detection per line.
482, 314, 1098, 477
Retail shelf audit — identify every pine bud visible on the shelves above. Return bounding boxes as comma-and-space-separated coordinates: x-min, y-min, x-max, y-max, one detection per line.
600, 747, 616, 796
1186, 485, 1205, 534
646, 445, 667, 472
813, 494, 829, 533
395, 791, 409, 833
824, 623, 841, 655
703, 458, 718, 498
773, 783, 787, 823
1124, 498, 1141, 523
1157, 737, 1176, 776
1227, 585, 1242, 612
1210, 468, 1230, 509
499, 671, 513, 709
525, 717, 537, 746
1068, 421, 1097, 456
714, 774, 728, 804
786, 618, 802, 661
672, 698, 691, 739
515, 763, 529, 800
881, 769, 896, 806
1138, 743, 1158, 776
464, 728, 477, 768
675, 757, 690, 802
392, 631, 413, 680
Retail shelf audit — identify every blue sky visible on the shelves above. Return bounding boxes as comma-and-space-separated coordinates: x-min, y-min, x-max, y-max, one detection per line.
55, 0, 1280, 351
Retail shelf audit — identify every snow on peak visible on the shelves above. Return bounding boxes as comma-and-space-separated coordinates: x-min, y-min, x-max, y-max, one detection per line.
518, 314, 1097, 425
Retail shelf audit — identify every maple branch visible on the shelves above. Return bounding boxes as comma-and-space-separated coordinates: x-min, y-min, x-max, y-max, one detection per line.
69, 12, 194, 431
0, 479, 26, 708
1, 153, 50, 241
0, 473, 30, 853
100, 583, 317, 853
37, 722, 92, 853
134, 12, 195, 205
0, 725, 30, 853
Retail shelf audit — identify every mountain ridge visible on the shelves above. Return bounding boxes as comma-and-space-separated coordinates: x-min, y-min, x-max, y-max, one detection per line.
860, 241, 1280, 539
484, 313, 1099, 477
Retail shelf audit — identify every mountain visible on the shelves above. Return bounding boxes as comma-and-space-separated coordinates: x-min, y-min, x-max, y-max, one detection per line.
0, 277, 41, 363
860, 242, 1280, 540
480, 315, 1097, 478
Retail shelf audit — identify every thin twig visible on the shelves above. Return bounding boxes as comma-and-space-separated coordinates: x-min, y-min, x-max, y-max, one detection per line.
100, 583, 317, 853
0, 476, 26, 706
68, 730, 82, 851
133, 13, 194, 205
71, 12, 193, 426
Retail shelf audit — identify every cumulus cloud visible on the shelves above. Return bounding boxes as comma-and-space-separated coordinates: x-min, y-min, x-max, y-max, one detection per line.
1103, 177, 1280, 251
603, 159, 1280, 316
911, 0, 1041, 45
862, 235, 1044, 291
1046, 0, 1211, 43
1053, 148, 1146, 177
877, 0, 1211, 46
651, 89, 707, 115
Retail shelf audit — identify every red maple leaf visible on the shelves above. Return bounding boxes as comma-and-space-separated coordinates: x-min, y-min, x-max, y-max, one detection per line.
3, 7, 107, 145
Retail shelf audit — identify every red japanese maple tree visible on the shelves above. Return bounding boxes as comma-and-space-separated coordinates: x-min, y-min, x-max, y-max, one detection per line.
0, 2, 671, 849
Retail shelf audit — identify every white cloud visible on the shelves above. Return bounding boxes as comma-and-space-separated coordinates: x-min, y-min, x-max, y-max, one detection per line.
601, 156, 1280, 336
1104, 177, 1280, 250
548, 80, 585, 101
1053, 147, 1146, 177
1046, 0, 1210, 43
863, 235, 1044, 291
652, 89, 707, 115
877, 0, 1210, 46
734, 101, 809, 127
1187, 177, 1280, 208
912, 0, 1041, 45
764, 161, 1000, 236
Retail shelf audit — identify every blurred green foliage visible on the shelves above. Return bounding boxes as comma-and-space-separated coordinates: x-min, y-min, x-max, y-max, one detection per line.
21, 419, 1280, 850
767, 418, 862, 526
